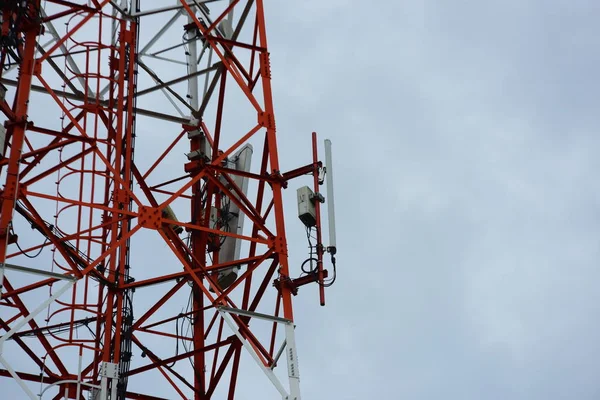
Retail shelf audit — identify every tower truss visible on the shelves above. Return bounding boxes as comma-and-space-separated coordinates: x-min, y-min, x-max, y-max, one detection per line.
0, 1, 337, 399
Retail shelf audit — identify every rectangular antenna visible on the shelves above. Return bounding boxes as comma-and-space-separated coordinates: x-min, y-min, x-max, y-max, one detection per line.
324, 139, 337, 253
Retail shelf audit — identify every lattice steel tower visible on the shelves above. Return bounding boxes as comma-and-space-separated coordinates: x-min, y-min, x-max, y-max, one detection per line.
0, 1, 337, 399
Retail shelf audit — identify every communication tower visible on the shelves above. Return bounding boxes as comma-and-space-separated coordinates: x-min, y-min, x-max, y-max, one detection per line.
0, 1, 337, 399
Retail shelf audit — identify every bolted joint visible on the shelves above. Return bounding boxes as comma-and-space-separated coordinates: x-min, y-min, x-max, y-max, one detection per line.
268, 170, 286, 187
184, 159, 207, 174
310, 192, 325, 204
258, 111, 275, 130
260, 52, 271, 79
274, 274, 298, 296
271, 236, 288, 256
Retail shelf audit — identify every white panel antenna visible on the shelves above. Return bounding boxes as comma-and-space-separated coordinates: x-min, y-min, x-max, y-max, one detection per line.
324, 139, 336, 254
216, 144, 253, 289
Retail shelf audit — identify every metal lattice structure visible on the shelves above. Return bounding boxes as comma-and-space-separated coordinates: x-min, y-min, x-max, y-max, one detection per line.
0, 1, 337, 399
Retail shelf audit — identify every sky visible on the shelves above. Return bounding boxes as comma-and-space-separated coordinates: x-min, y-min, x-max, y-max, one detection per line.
3, 0, 600, 399
264, 1, 600, 399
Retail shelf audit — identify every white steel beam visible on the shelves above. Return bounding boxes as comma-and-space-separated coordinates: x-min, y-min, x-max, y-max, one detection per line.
0, 354, 38, 400
284, 323, 301, 400
0, 278, 75, 350
39, 9, 94, 97
130, 0, 218, 17
187, 9, 200, 112
0, 277, 76, 400
219, 308, 290, 399
218, 306, 302, 400
217, 305, 291, 324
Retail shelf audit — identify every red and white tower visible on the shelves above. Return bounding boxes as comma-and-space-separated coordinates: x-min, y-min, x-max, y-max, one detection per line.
0, 1, 337, 399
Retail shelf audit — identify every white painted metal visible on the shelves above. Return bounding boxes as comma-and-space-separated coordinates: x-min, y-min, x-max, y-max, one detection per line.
141, 54, 189, 66
139, 10, 183, 55
232, 145, 253, 260
284, 323, 301, 400
324, 139, 337, 252
129, 0, 214, 18
76, 348, 83, 400
187, 10, 200, 112
217, 305, 290, 324
130, 0, 140, 14
216, 144, 253, 288
39, 380, 101, 397
39, 9, 93, 97
218, 309, 290, 399
139, 62, 187, 117
97, 361, 119, 400
110, 376, 118, 399
101, 4, 190, 110
108, 0, 127, 16
2, 262, 75, 280
218, 306, 302, 400
271, 339, 287, 370
0, 276, 76, 399
219, 18, 233, 39
227, 0, 235, 25
297, 186, 316, 227
0, 354, 38, 400
0, 279, 75, 351
99, 374, 108, 400
202, 47, 214, 99
111, 0, 127, 58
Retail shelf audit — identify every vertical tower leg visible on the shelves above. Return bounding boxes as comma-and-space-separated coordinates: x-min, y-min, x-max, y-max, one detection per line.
284, 323, 301, 400
0, 7, 40, 262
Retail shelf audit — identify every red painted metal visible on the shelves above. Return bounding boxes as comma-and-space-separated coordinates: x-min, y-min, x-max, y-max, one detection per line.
0, 1, 332, 399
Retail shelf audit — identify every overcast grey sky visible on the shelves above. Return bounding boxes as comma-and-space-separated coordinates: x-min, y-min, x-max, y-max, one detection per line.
265, 1, 600, 399
3, 1, 600, 399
